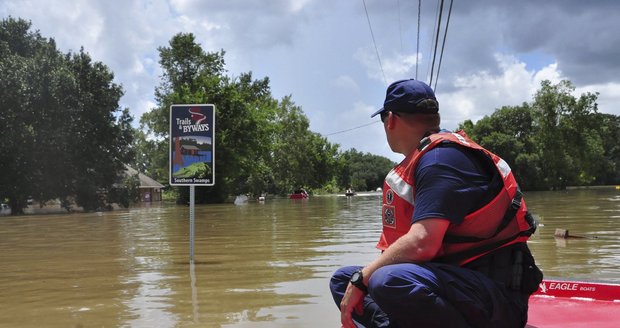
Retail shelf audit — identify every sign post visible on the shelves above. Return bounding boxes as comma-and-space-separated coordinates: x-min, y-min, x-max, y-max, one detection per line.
170, 104, 215, 262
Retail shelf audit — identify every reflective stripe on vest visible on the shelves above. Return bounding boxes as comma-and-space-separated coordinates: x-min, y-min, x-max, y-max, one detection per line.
385, 169, 415, 206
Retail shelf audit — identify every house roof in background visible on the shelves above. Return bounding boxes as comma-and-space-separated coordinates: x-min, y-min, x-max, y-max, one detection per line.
124, 165, 165, 189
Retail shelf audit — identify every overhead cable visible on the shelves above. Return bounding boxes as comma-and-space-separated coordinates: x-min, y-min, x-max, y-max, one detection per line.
416, 0, 421, 79
324, 121, 379, 136
426, 0, 442, 83
362, 0, 387, 85
429, 0, 444, 87
434, 0, 454, 91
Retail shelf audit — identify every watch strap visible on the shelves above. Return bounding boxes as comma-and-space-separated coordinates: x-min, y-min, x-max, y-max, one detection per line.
350, 270, 368, 293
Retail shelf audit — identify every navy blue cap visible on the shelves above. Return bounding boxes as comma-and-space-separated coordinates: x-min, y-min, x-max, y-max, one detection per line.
371, 79, 439, 118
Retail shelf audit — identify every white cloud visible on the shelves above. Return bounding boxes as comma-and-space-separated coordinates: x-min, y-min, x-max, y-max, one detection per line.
576, 82, 620, 116
3, 0, 620, 162
331, 75, 360, 93
382, 52, 420, 83
354, 47, 421, 85
443, 54, 564, 129
289, 0, 312, 13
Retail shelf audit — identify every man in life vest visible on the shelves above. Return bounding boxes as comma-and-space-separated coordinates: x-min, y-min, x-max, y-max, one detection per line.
329, 79, 542, 328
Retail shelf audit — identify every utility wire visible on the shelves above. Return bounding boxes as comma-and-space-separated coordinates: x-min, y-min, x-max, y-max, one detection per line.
326, 0, 386, 139
324, 121, 380, 136
416, 0, 421, 79
426, 0, 441, 83
434, 0, 454, 91
331, 1, 453, 138
429, 0, 444, 87
362, 0, 387, 85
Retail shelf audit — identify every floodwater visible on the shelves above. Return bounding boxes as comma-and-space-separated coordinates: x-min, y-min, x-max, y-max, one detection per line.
1, 188, 619, 327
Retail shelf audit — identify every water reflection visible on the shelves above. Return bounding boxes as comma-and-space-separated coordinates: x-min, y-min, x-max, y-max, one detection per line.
0, 189, 618, 327
526, 189, 620, 282
116, 207, 180, 328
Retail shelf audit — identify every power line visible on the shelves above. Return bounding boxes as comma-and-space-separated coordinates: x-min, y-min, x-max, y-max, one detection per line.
434, 0, 454, 91
330, 1, 453, 138
426, 0, 441, 83
324, 121, 380, 137
362, 0, 387, 85
416, 0, 421, 79
429, 0, 444, 87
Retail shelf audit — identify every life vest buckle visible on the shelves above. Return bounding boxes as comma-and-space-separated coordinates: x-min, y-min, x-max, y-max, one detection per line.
510, 196, 521, 210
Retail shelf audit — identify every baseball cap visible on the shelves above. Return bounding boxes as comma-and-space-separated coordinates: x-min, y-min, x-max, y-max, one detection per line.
370, 79, 439, 118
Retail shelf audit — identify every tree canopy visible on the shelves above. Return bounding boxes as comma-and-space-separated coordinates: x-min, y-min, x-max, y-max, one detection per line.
459, 80, 619, 190
0, 17, 135, 214
137, 33, 391, 202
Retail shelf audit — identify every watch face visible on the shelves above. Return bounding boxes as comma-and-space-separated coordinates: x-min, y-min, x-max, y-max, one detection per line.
351, 271, 361, 283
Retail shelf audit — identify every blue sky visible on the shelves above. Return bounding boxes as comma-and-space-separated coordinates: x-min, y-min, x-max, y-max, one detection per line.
3, 0, 620, 162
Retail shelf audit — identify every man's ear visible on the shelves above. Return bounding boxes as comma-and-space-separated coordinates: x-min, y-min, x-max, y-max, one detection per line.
387, 112, 398, 129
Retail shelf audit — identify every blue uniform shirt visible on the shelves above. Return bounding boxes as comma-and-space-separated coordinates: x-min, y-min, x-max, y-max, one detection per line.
412, 143, 502, 225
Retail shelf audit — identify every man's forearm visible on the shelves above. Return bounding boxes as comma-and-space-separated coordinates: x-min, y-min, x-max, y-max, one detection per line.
361, 218, 449, 286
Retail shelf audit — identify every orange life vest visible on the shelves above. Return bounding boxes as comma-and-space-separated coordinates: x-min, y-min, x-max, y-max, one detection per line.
376, 131, 535, 266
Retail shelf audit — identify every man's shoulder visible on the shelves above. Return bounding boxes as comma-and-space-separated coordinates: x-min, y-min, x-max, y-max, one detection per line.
419, 142, 474, 167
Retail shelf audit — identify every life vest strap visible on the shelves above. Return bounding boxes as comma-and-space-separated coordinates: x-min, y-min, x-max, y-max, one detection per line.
443, 189, 523, 244
435, 223, 536, 265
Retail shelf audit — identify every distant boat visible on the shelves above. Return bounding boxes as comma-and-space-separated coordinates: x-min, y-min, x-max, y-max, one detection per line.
0, 203, 9, 215
234, 195, 249, 205
345, 189, 356, 197
289, 189, 309, 199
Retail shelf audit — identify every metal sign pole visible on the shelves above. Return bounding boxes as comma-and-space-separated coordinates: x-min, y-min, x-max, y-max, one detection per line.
189, 185, 195, 262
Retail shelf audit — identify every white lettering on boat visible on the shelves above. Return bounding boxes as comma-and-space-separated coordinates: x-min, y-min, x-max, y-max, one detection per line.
548, 282, 578, 291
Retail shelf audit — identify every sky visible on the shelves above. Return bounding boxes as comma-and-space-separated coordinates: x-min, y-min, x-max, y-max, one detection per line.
2, 0, 620, 163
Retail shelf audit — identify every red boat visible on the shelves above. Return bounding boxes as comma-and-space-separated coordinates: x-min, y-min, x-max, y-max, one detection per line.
289, 189, 309, 199
527, 278, 620, 327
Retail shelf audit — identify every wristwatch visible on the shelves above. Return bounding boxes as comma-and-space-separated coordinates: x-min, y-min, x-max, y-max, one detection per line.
350, 269, 368, 293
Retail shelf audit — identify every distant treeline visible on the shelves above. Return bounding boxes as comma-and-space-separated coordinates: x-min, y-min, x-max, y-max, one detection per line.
2, 17, 618, 214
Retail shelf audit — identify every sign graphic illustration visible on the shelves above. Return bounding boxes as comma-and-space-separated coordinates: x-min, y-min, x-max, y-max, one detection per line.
170, 104, 215, 186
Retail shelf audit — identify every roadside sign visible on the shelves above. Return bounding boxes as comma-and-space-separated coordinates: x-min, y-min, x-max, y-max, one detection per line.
169, 104, 215, 186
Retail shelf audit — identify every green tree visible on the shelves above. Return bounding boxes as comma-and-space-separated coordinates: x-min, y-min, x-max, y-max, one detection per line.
595, 114, 620, 184
268, 96, 340, 194
336, 149, 395, 192
531, 80, 574, 189
108, 172, 140, 208
0, 17, 134, 214
458, 79, 618, 190
531, 80, 605, 188
0, 17, 43, 213
458, 104, 539, 189
140, 33, 344, 202
139, 33, 228, 201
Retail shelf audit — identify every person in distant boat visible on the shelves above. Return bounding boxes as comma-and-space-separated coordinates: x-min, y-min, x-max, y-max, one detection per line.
329, 79, 542, 328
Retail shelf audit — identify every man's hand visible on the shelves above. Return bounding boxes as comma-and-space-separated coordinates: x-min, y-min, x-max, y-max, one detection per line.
340, 283, 365, 328
338, 219, 449, 327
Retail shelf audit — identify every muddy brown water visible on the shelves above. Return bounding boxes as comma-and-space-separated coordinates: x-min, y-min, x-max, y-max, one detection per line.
1, 188, 618, 327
